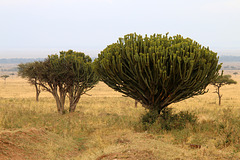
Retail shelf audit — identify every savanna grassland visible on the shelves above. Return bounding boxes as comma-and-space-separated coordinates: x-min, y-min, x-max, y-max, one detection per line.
0, 72, 240, 160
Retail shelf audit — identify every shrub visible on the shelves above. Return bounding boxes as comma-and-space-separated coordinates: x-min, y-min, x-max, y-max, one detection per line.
141, 108, 198, 132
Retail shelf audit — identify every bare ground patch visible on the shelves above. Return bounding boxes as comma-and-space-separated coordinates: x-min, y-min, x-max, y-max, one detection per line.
0, 128, 82, 160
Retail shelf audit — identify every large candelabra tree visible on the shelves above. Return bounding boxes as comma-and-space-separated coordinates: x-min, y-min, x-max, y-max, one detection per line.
94, 33, 221, 113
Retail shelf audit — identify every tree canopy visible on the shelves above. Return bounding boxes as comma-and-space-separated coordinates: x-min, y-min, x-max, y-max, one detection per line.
1, 75, 9, 84
94, 33, 222, 113
18, 50, 99, 114
18, 61, 42, 101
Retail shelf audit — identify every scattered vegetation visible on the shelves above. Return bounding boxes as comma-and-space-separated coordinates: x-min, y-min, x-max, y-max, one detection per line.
0, 79, 240, 159
1, 33, 240, 159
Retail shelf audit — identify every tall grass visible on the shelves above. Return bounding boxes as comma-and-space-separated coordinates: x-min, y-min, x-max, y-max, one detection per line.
139, 107, 240, 152
0, 77, 240, 159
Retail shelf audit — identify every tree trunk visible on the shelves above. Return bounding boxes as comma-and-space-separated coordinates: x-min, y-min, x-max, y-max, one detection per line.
34, 83, 40, 102
69, 102, 77, 112
55, 96, 64, 114
36, 91, 40, 102
60, 91, 66, 114
217, 86, 222, 105
52, 90, 66, 114
157, 105, 167, 115
69, 96, 81, 112
135, 100, 138, 108
68, 85, 83, 113
219, 95, 221, 106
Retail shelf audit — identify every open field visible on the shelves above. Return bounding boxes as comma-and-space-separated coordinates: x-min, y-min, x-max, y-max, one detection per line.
0, 74, 240, 160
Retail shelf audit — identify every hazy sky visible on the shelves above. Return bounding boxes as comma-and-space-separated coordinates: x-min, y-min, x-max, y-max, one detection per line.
0, 0, 240, 58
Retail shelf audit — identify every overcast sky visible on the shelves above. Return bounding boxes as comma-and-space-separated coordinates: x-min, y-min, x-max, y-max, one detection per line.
0, 0, 240, 58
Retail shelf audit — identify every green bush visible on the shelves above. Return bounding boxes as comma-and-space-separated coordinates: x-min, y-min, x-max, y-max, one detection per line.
141, 108, 198, 132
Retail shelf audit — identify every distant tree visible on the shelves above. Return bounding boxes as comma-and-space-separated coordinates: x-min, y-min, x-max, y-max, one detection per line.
211, 72, 237, 105
9, 73, 15, 79
1, 75, 9, 84
233, 72, 238, 76
19, 50, 98, 114
94, 33, 221, 114
18, 62, 42, 101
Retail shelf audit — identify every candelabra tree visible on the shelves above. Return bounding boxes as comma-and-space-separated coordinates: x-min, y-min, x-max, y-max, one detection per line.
94, 33, 222, 114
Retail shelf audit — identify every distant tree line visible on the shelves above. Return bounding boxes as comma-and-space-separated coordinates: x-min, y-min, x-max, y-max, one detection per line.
2, 55, 240, 65
0, 58, 44, 64
0, 67, 18, 72
219, 56, 240, 62
223, 65, 240, 70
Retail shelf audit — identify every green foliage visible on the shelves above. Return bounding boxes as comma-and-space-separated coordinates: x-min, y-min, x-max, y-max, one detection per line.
1, 75, 9, 80
233, 72, 238, 76
211, 73, 237, 86
141, 108, 198, 132
18, 61, 46, 86
1, 75, 10, 83
18, 62, 38, 79
54, 50, 99, 112
94, 33, 221, 112
18, 62, 42, 101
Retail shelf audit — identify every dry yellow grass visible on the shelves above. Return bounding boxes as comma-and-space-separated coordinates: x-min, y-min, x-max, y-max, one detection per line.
0, 73, 240, 160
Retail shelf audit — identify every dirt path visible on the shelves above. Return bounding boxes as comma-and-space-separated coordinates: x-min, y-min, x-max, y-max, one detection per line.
0, 128, 81, 160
